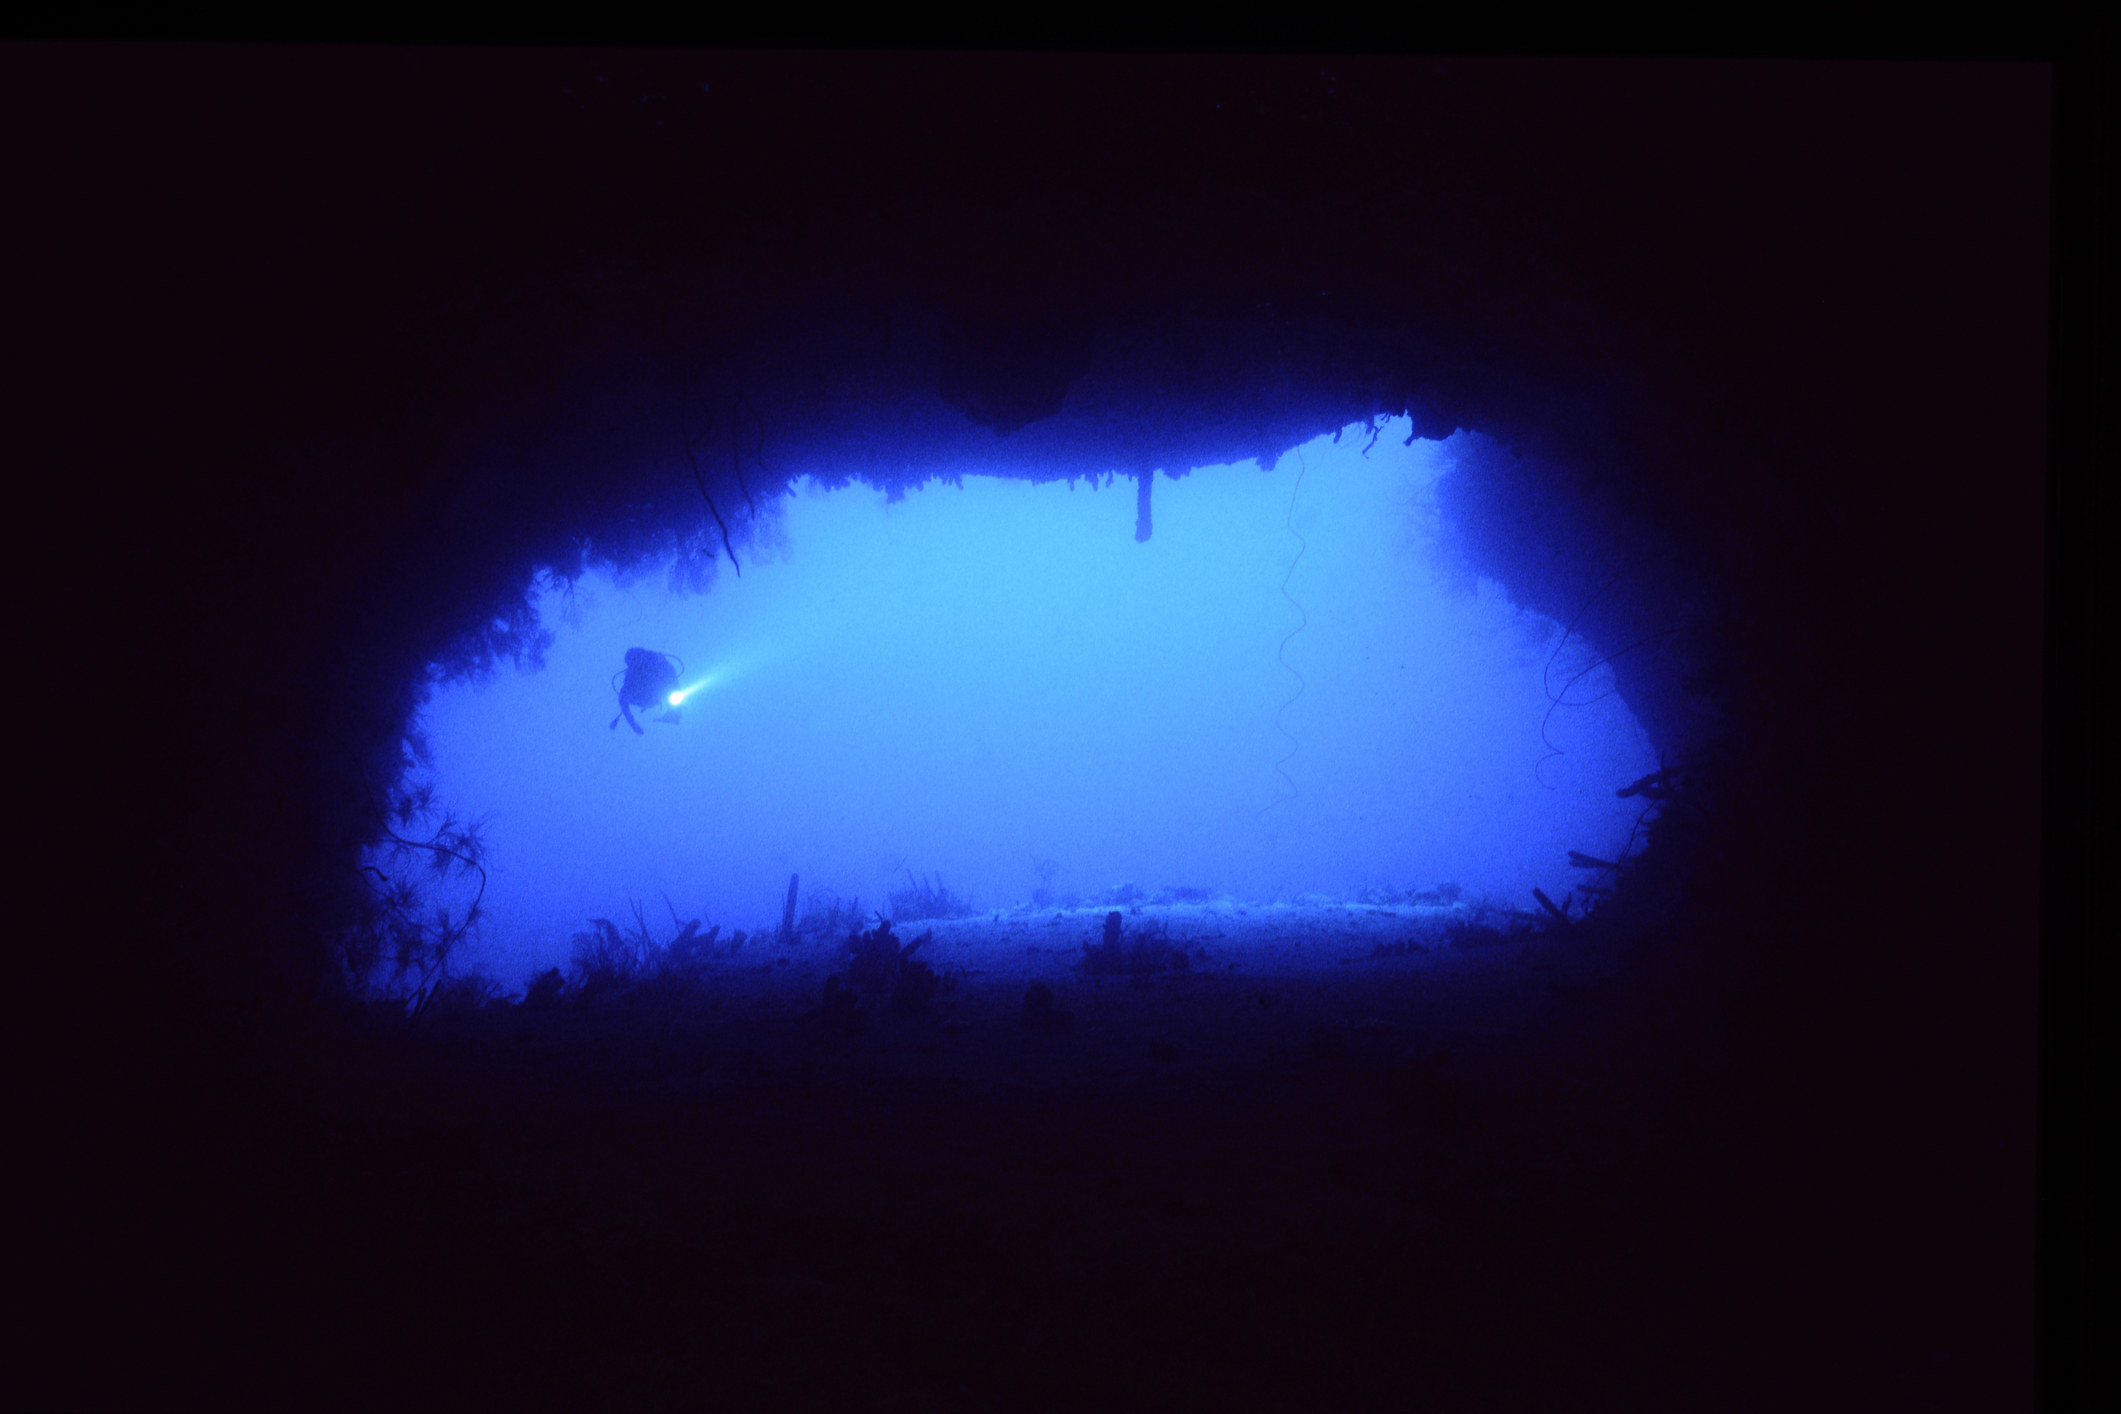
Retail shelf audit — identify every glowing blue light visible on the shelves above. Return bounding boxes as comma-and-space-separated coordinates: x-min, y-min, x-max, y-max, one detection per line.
410, 419, 1664, 989
666, 671, 728, 708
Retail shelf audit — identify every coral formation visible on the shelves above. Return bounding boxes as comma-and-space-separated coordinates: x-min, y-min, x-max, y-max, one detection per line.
1080, 910, 1189, 982
889, 872, 974, 923
841, 918, 945, 1013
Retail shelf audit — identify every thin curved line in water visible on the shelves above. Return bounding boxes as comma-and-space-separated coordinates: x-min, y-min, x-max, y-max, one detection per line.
1532, 619, 1691, 789
1260, 453, 1311, 817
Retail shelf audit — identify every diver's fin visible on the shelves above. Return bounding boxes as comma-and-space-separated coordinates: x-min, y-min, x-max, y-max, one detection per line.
658, 709, 682, 726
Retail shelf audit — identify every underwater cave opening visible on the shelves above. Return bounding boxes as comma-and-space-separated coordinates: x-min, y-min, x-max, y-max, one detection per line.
384, 419, 1663, 1000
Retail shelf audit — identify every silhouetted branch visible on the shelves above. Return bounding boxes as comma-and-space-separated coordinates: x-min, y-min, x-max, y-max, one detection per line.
731, 386, 765, 517
679, 420, 741, 577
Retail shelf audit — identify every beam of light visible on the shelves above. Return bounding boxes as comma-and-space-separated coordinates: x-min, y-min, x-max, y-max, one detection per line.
667, 660, 747, 708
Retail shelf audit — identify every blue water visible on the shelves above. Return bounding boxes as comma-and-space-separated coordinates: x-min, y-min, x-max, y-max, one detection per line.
405, 422, 1658, 991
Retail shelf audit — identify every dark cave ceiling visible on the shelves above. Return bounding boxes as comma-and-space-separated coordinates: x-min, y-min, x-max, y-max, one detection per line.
20, 48, 2051, 1008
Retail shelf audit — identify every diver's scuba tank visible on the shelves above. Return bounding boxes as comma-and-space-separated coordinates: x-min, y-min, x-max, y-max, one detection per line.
610, 648, 685, 733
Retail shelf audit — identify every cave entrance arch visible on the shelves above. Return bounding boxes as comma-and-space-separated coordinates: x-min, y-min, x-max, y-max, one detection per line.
393, 419, 1664, 994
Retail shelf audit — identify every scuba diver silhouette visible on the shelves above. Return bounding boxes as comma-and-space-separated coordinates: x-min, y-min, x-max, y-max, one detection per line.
610, 648, 684, 734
